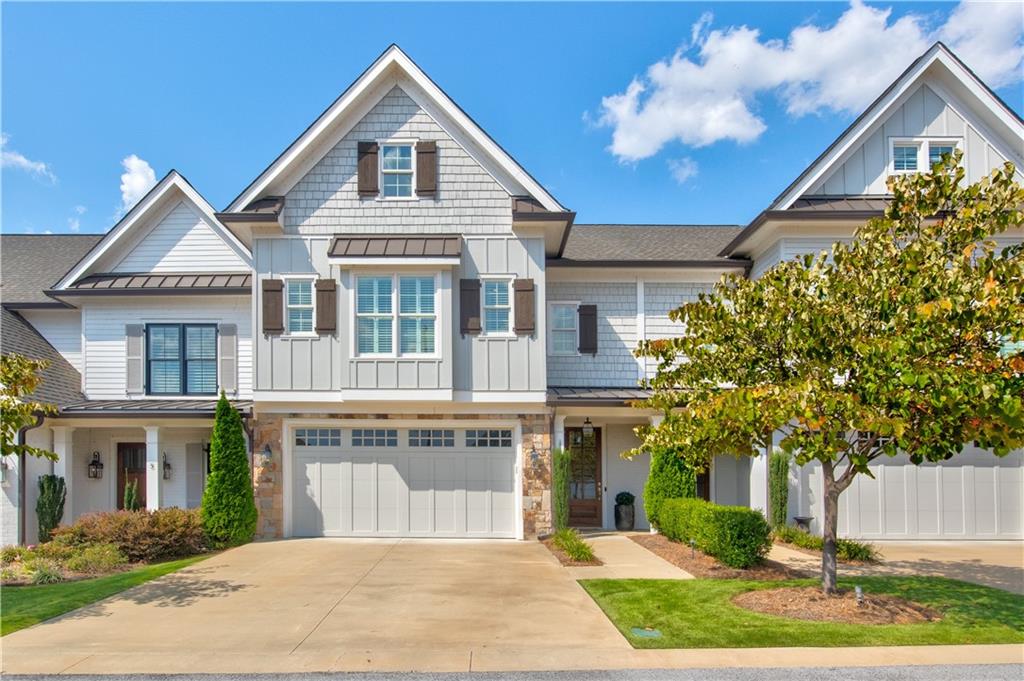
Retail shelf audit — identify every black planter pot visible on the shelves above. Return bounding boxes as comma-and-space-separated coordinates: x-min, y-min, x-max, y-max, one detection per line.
614, 504, 635, 531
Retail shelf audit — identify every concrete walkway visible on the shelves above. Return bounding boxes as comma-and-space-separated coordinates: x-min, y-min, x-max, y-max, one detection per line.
566, 532, 693, 580
770, 541, 1024, 594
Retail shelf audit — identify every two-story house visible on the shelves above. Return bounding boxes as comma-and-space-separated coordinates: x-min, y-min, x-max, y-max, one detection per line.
2, 42, 1021, 545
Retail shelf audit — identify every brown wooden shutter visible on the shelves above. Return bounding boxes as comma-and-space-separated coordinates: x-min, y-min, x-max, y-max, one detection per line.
416, 140, 437, 196
578, 304, 598, 355
125, 324, 144, 394
513, 278, 535, 335
262, 279, 284, 334
460, 278, 482, 336
315, 279, 337, 334
357, 141, 379, 196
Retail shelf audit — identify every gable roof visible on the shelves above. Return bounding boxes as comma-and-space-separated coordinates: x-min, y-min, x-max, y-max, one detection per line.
0, 235, 104, 308
550, 224, 747, 268
721, 42, 1024, 257
225, 44, 566, 215
53, 171, 252, 291
0, 308, 84, 406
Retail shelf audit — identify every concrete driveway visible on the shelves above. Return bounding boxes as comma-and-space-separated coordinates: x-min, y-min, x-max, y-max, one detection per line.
1, 539, 629, 674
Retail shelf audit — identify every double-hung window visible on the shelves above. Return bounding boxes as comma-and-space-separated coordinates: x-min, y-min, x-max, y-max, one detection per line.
285, 278, 315, 334
482, 279, 512, 335
356, 276, 393, 354
398, 276, 435, 354
146, 324, 217, 395
380, 143, 414, 198
893, 143, 919, 172
549, 303, 578, 355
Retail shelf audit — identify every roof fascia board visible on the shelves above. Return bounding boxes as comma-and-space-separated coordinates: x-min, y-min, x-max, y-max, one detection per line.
55, 173, 252, 290
547, 259, 750, 270
227, 45, 565, 213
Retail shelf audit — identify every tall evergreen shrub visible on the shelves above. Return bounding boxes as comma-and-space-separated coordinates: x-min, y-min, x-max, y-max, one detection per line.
123, 479, 140, 511
551, 447, 571, 531
201, 393, 257, 547
768, 450, 790, 528
36, 474, 66, 542
643, 447, 697, 529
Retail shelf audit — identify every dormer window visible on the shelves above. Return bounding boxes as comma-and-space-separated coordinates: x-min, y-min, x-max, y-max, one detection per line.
380, 143, 414, 198
891, 138, 961, 175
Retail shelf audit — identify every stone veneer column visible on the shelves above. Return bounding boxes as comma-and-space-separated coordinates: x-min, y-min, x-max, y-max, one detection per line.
252, 415, 284, 539
520, 413, 553, 537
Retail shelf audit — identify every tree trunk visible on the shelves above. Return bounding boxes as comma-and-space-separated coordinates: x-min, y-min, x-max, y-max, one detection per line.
821, 472, 840, 594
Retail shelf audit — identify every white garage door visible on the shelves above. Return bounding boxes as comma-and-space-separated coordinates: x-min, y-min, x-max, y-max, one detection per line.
797, 447, 1024, 540
291, 427, 516, 538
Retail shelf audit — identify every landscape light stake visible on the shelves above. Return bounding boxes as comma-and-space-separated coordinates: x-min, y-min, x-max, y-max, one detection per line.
855, 585, 864, 607
689, 538, 696, 559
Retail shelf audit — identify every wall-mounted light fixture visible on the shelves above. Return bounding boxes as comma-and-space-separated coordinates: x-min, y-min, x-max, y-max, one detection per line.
261, 444, 273, 463
87, 452, 104, 479
162, 453, 172, 480
582, 417, 595, 437
0, 458, 9, 485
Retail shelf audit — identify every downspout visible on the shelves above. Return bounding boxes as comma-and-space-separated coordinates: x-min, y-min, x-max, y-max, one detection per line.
16, 412, 46, 546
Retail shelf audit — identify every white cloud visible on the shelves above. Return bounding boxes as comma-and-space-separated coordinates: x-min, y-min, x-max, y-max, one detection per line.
74, 205, 87, 215
1, 133, 57, 183
67, 205, 86, 232
598, 0, 1024, 162
667, 157, 699, 185
119, 154, 157, 214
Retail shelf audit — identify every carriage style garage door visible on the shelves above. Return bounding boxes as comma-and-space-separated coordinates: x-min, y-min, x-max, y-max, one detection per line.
291, 427, 517, 538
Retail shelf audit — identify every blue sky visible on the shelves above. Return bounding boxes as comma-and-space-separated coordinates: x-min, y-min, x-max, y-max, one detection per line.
2, 2, 1022, 235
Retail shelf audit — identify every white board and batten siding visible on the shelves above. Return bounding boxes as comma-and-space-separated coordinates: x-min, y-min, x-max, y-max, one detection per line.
791, 447, 1024, 540
113, 201, 249, 274
807, 83, 1023, 197
81, 297, 252, 399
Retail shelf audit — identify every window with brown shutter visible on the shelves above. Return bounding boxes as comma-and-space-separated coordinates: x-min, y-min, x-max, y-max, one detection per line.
315, 279, 337, 334
578, 304, 598, 355
357, 141, 379, 196
513, 278, 535, 335
416, 140, 437, 196
460, 278, 481, 336
262, 279, 284, 334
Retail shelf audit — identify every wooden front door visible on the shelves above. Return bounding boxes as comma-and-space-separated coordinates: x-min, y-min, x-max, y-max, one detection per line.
117, 443, 147, 509
566, 427, 602, 527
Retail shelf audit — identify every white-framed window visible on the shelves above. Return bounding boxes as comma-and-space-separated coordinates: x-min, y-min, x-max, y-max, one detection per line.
482, 278, 513, 335
354, 273, 439, 356
284, 276, 316, 335
890, 138, 962, 174
380, 141, 415, 199
548, 302, 578, 356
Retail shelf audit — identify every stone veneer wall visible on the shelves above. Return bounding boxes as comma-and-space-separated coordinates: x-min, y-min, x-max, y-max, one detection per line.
251, 413, 552, 540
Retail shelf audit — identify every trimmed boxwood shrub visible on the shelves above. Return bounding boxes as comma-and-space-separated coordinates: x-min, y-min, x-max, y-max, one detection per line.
659, 498, 772, 568
552, 447, 571, 531
52, 507, 207, 563
643, 447, 697, 529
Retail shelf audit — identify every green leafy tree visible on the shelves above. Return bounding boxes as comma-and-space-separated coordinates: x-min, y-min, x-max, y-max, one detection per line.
1, 354, 57, 461
634, 154, 1024, 593
36, 474, 66, 542
643, 445, 697, 529
768, 451, 790, 529
201, 392, 257, 547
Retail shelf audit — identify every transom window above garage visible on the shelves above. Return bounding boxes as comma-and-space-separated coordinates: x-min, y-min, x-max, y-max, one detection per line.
466, 429, 513, 447
352, 429, 398, 447
294, 428, 342, 447
409, 429, 455, 447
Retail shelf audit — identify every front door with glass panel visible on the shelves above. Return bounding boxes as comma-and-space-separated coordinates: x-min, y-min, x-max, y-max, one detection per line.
566, 427, 602, 527
117, 442, 147, 509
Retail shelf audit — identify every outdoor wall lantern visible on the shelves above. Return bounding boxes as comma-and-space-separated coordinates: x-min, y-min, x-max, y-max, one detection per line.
582, 417, 595, 437
162, 453, 172, 480
87, 452, 104, 479
262, 444, 273, 463
0, 458, 9, 485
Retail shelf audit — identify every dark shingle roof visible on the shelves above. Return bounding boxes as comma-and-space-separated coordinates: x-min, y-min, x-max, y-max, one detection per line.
552, 224, 746, 266
0, 307, 84, 406
1, 235, 104, 306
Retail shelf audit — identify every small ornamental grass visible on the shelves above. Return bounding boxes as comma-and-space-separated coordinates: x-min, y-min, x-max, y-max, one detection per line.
552, 528, 597, 563
774, 525, 879, 563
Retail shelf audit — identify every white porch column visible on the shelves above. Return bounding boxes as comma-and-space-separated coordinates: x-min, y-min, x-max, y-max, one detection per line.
749, 441, 770, 515
145, 426, 162, 510
648, 414, 663, 427
553, 414, 566, 450
51, 426, 75, 524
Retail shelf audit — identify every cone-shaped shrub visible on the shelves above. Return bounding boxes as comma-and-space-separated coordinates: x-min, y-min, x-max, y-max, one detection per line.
643, 446, 697, 529
201, 392, 257, 547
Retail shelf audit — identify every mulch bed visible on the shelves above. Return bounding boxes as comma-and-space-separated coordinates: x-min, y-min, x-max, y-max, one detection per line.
631, 533, 809, 580
541, 538, 603, 567
732, 586, 942, 624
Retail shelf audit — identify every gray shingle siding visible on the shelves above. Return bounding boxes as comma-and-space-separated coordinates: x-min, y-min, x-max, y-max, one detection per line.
284, 87, 512, 234
547, 282, 638, 387
643, 282, 711, 378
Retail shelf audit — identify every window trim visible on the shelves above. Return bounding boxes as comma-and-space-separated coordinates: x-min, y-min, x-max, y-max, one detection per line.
377, 138, 417, 201
548, 301, 580, 356
479, 275, 515, 338
351, 271, 441, 359
282, 274, 317, 338
145, 323, 218, 396
889, 137, 963, 175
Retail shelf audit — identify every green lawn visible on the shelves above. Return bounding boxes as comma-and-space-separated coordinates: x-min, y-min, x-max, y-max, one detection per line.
581, 576, 1024, 649
0, 555, 209, 636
